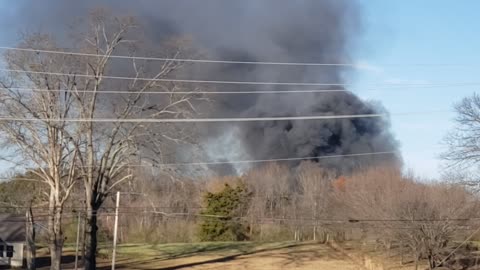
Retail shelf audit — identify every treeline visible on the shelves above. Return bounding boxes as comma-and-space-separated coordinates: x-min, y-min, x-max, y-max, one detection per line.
103, 163, 476, 268
0, 162, 477, 269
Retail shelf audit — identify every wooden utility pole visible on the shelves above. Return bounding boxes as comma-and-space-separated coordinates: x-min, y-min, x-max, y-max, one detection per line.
25, 206, 36, 270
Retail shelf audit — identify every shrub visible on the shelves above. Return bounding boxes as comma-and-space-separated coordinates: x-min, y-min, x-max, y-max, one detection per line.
198, 182, 251, 241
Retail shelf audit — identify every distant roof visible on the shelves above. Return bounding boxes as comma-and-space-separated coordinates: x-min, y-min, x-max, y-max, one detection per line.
0, 214, 25, 242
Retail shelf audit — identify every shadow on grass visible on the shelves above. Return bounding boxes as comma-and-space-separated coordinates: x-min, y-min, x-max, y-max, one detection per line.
32, 255, 77, 269
98, 242, 311, 270
155, 242, 256, 260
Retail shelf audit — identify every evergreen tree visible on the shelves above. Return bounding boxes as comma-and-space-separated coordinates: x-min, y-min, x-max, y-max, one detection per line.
199, 183, 251, 241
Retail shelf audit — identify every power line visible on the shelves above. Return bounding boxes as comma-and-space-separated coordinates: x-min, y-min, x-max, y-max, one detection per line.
0, 46, 376, 67
0, 206, 469, 223
0, 46, 477, 68
2, 85, 473, 96
439, 225, 480, 265
0, 86, 350, 95
155, 151, 397, 166
96, 212, 480, 223
0, 68, 353, 86
2, 218, 476, 231
2, 68, 480, 87
1, 84, 477, 97
0, 109, 453, 124
2, 209, 478, 224
2, 205, 477, 224
0, 151, 397, 172
0, 114, 385, 123
0, 86, 472, 96
71, 150, 395, 168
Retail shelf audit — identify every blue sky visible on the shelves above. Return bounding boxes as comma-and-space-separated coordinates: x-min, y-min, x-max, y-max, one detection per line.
0, 1, 477, 178
352, 0, 480, 178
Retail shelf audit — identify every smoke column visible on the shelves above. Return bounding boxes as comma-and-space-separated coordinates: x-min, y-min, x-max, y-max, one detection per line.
0, 0, 400, 174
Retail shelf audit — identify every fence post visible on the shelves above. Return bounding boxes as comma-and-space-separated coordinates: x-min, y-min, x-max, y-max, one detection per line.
74, 211, 81, 270
111, 191, 120, 270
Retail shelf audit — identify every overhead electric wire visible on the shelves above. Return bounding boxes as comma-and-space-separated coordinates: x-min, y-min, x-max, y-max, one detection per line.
0, 86, 350, 95
0, 46, 477, 68
0, 46, 382, 67
2, 68, 480, 87
152, 151, 397, 166
0, 151, 397, 173
1, 85, 473, 96
2, 207, 479, 224
0, 109, 452, 124
2, 218, 476, 231
0, 84, 476, 97
0, 114, 384, 123
439, 225, 480, 265
0, 68, 354, 86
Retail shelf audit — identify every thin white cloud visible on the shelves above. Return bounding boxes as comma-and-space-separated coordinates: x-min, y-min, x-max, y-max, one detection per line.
354, 60, 385, 74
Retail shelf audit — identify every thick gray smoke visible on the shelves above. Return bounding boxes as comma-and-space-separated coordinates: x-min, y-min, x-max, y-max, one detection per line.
1, 0, 400, 174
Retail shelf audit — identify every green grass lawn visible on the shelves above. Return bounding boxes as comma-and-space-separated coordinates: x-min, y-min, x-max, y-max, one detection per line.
95, 241, 297, 261
46, 241, 294, 256
36, 241, 302, 269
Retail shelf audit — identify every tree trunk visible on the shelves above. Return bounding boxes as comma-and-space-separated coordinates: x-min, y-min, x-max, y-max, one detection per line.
84, 204, 98, 270
400, 242, 404, 265
414, 250, 419, 270
50, 244, 62, 270
80, 211, 86, 267
48, 194, 64, 270
49, 211, 63, 270
80, 202, 88, 267
26, 206, 36, 270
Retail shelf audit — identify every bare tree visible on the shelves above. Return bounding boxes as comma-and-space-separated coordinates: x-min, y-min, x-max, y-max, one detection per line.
0, 10, 205, 270
244, 164, 293, 238
296, 162, 335, 241
117, 168, 202, 243
72, 13, 205, 269
343, 166, 473, 270
442, 93, 480, 190
0, 35, 82, 269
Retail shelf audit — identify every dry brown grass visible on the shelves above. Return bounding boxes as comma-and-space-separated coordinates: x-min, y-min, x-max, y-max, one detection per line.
37, 241, 426, 270
95, 242, 361, 270
186, 243, 360, 270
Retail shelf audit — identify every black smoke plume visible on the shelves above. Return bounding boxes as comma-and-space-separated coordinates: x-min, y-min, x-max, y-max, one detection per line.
0, 0, 400, 174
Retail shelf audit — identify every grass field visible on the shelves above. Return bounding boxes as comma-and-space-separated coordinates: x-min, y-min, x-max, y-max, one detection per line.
101, 242, 361, 270
37, 241, 364, 269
